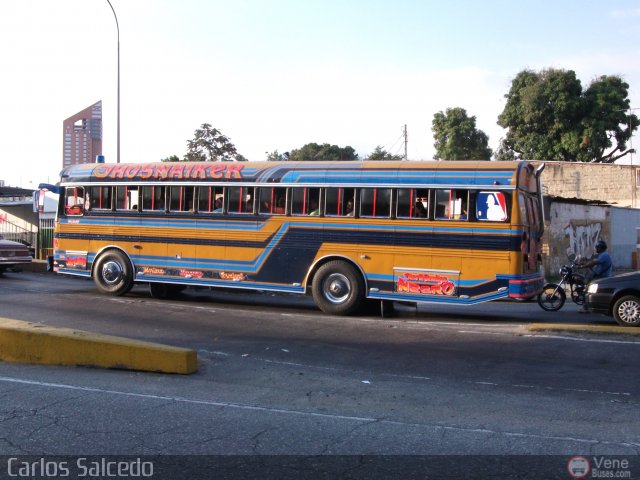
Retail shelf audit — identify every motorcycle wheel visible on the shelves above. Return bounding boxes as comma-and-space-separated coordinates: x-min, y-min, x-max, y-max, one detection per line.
570, 278, 586, 305
537, 283, 566, 312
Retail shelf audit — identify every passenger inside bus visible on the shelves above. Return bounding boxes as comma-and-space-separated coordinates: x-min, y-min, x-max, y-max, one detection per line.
345, 199, 354, 216
414, 202, 427, 217
309, 198, 319, 216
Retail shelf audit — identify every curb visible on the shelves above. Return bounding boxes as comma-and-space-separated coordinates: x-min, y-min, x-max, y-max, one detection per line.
0, 317, 197, 374
527, 323, 640, 336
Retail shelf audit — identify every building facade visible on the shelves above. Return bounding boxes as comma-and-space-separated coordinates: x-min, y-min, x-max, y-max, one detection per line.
62, 101, 102, 168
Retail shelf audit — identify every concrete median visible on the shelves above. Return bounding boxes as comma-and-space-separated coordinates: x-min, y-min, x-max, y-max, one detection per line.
0, 318, 197, 374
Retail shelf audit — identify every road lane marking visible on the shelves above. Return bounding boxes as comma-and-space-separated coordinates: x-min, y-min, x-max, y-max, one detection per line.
197, 350, 632, 398
522, 334, 640, 345
0, 375, 637, 449
0, 375, 374, 423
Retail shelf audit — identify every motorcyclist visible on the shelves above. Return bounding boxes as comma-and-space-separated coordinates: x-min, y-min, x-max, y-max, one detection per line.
577, 239, 612, 313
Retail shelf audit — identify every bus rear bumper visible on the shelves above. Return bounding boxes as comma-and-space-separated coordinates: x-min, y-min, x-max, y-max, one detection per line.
507, 274, 544, 299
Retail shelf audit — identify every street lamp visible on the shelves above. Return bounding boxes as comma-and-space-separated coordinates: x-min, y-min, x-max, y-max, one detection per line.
106, 0, 120, 164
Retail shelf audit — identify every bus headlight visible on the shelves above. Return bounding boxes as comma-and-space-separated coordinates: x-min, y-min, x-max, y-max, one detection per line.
587, 283, 598, 294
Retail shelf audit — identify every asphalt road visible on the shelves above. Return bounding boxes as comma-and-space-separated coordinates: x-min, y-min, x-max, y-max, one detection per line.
0, 271, 638, 478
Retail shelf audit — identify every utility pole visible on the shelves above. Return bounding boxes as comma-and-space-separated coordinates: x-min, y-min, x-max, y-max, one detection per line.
403, 124, 408, 160
106, 0, 120, 164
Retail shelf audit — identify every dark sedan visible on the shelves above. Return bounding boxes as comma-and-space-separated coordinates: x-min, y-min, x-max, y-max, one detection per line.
586, 271, 640, 326
0, 235, 32, 273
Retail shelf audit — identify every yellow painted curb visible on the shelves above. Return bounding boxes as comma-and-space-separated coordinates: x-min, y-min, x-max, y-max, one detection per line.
0, 318, 197, 374
528, 323, 640, 335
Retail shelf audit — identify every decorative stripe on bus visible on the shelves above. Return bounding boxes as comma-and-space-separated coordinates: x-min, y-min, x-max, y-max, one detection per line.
56, 227, 522, 252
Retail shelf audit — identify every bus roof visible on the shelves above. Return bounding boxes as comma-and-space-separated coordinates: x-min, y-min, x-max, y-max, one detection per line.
59, 160, 535, 190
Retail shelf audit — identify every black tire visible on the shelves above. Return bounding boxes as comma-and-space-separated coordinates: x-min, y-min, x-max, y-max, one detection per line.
312, 260, 365, 315
570, 278, 586, 305
93, 250, 134, 296
612, 295, 640, 327
149, 283, 186, 299
537, 283, 566, 312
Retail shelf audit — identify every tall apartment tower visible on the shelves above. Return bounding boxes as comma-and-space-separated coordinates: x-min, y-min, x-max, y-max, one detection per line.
63, 101, 102, 168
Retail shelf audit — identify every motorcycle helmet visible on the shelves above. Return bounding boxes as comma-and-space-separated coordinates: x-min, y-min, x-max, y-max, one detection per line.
595, 239, 607, 253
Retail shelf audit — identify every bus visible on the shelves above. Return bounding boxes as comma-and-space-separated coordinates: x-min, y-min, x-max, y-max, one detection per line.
53, 160, 545, 315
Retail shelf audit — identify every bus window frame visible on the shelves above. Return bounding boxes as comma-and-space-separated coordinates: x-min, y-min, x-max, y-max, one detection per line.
291, 187, 322, 216
359, 187, 392, 219
88, 186, 113, 211
197, 186, 225, 214
141, 186, 166, 213
227, 186, 255, 215
64, 186, 85, 216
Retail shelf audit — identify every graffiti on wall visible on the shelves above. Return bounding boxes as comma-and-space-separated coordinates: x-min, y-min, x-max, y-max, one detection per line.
564, 222, 602, 259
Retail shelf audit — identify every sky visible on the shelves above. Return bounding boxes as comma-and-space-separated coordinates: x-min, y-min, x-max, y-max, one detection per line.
1, 0, 639, 188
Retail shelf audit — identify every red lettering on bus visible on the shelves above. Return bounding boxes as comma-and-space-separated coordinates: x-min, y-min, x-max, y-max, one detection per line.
125, 165, 140, 179
209, 163, 226, 179
139, 164, 154, 179
397, 275, 455, 296
94, 165, 113, 179
190, 164, 207, 180
154, 164, 171, 180
169, 164, 185, 179
225, 164, 244, 179
110, 164, 128, 179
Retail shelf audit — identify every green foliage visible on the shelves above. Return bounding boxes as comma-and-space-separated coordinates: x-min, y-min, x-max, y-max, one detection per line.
288, 143, 359, 161
366, 146, 404, 161
432, 108, 492, 160
184, 123, 247, 162
265, 150, 289, 161
497, 69, 639, 163
161, 155, 181, 163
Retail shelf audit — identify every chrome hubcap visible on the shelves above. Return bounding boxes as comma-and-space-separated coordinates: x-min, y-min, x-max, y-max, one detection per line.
102, 261, 123, 284
324, 273, 351, 305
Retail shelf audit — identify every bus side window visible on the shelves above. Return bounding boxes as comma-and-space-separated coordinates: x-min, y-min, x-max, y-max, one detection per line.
64, 187, 85, 216
325, 188, 355, 217
169, 186, 195, 213
291, 188, 320, 216
258, 187, 287, 215
397, 188, 429, 219
476, 191, 508, 221
89, 186, 112, 210
360, 188, 391, 218
198, 187, 224, 214
141, 186, 166, 212
435, 189, 468, 220
115, 186, 139, 211
227, 187, 255, 214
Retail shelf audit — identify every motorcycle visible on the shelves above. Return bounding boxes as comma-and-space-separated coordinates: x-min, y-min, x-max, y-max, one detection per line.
537, 256, 587, 312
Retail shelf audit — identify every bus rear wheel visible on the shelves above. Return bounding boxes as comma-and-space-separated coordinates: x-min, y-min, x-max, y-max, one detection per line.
93, 250, 134, 296
312, 260, 364, 315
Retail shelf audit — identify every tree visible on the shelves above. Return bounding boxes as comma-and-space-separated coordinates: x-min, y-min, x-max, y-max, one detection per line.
184, 124, 247, 162
497, 69, 639, 163
265, 150, 289, 161
288, 143, 359, 161
432, 108, 492, 160
366, 146, 404, 161
160, 155, 181, 163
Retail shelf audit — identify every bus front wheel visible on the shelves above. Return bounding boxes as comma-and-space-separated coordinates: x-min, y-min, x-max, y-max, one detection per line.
93, 250, 134, 296
312, 260, 364, 315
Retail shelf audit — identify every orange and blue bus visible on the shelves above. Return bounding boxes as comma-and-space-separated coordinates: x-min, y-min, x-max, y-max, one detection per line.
53, 160, 545, 315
